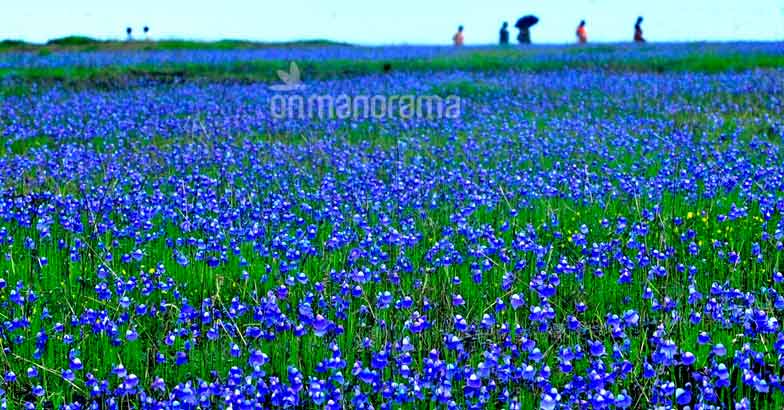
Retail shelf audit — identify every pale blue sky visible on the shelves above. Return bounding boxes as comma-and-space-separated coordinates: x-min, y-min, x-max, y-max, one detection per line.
2, 0, 783, 45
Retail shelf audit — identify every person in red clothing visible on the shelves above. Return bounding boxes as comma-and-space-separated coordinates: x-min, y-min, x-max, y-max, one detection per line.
634, 17, 645, 43
576, 20, 587, 44
453, 25, 465, 46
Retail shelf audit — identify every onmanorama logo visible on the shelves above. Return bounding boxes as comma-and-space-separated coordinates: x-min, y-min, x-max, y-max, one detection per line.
269, 62, 462, 120
270, 94, 462, 120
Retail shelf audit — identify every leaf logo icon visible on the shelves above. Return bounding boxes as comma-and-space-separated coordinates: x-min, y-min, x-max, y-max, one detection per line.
270, 61, 305, 91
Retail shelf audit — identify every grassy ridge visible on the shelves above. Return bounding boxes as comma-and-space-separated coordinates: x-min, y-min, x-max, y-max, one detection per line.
0, 38, 350, 53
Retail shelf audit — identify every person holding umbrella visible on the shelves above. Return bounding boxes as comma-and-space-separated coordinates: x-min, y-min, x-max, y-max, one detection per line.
634, 17, 645, 42
515, 15, 539, 44
576, 20, 587, 44
499, 22, 510, 45
453, 25, 465, 46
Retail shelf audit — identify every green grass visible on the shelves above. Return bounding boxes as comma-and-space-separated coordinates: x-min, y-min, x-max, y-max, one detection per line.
46, 36, 103, 47
2, 46, 783, 90
0, 39, 33, 51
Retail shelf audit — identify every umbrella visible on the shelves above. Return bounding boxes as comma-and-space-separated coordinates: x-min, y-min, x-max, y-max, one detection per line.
515, 15, 539, 29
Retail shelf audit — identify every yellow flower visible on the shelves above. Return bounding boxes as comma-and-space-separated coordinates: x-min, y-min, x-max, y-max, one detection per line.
687, 212, 694, 219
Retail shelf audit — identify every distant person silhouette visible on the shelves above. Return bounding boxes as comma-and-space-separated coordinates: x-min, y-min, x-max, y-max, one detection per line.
576, 20, 587, 44
126, 27, 133, 41
499, 22, 509, 45
634, 17, 645, 42
515, 15, 538, 44
453, 25, 465, 46
144, 26, 150, 40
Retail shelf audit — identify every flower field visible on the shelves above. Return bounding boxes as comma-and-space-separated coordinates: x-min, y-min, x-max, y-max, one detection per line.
0, 43, 784, 409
